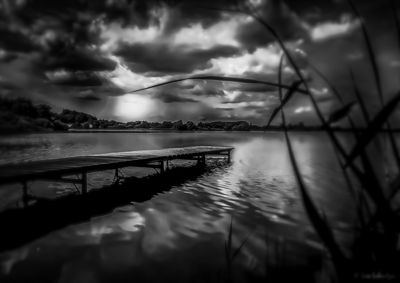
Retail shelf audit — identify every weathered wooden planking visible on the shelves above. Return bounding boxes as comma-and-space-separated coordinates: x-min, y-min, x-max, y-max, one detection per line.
0, 146, 233, 184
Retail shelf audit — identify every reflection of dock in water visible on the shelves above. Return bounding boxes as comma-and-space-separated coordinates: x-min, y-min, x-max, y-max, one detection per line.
0, 146, 233, 207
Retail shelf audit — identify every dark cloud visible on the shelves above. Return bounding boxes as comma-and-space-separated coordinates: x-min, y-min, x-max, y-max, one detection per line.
7, 0, 163, 31
153, 92, 199, 103
162, 0, 241, 34
283, 0, 347, 24
215, 107, 234, 111
242, 104, 266, 110
0, 79, 20, 93
92, 85, 127, 97
0, 51, 18, 63
0, 27, 39, 53
285, 0, 392, 28
235, 0, 309, 51
49, 72, 104, 87
43, 45, 116, 72
74, 92, 102, 101
115, 42, 239, 75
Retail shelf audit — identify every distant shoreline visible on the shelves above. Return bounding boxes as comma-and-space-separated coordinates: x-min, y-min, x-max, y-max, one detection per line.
65, 128, 344, 133
2, 97, 400, 135
1, 128, 400, 135
30, 128, 400, 133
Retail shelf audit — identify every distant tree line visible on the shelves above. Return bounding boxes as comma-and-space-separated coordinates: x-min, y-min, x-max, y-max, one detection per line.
0, 96, 67, 132
0, 97, 266, 133
1, 96, 359, 134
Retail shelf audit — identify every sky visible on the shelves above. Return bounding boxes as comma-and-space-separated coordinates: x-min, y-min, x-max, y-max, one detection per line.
0, 0, 400, 125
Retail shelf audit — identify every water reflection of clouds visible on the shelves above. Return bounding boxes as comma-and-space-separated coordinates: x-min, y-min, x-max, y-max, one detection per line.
0, 132, 357, 282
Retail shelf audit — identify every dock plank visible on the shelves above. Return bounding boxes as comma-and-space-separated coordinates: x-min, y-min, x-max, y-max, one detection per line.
0, 146, 233, 185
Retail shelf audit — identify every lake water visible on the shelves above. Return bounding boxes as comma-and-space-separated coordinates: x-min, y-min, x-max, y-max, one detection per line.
0, 131, 365, 282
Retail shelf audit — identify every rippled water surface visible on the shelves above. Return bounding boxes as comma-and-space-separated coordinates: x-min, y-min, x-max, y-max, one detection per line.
0, 131, 358, 282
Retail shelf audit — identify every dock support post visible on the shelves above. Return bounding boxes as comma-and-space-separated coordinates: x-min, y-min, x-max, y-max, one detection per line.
22, 181, 28, 208
82, 172, 87, 194
113, 168, 121, 185
227, 151, 231, 163
197, 154, 206, 167
160, 160, 165, 174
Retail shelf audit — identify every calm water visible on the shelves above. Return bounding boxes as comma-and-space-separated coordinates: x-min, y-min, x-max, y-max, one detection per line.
0, 131, 359, 282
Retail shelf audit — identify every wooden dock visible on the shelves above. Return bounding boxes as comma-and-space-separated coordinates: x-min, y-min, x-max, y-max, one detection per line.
0, 146, 233, 207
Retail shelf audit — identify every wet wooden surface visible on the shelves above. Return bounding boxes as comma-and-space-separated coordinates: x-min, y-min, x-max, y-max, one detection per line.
0, 146, 233, 184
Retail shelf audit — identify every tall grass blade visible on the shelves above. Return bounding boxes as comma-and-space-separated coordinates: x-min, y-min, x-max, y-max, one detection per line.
349, 69, 370, 123
232, 233, 251, 261
348, 0, 400, 170
223, 218, 250, 282
346, 92, 400, 166
327, 101, 357, 124
224, 218, 233, 261
389, 174, 400, 200
309, 63, 345, 104
224, 218, 251, 261
283, 120, 349, 279
392, 0, 400, 50
387, 126, 400, 171
248, 15, 305, 86
309, 65, 366, 224
359, 152, 398, 231
309, 66, 364, 179
127, 75, 308, 94
308, 67, 365, 224
347, 0, 383, 103
278, 55, 348, 279
254, 9, 352, 164
266, 80, 302, 127
228, 218, 233, 255
197, 3, 352, 166
224, 218, 233, 282
390, 0, 400, 171
278, 56, 285, 101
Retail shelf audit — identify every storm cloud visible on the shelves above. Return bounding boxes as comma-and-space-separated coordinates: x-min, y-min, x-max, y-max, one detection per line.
43, 46, 117, 72
115, 42, 240, 75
